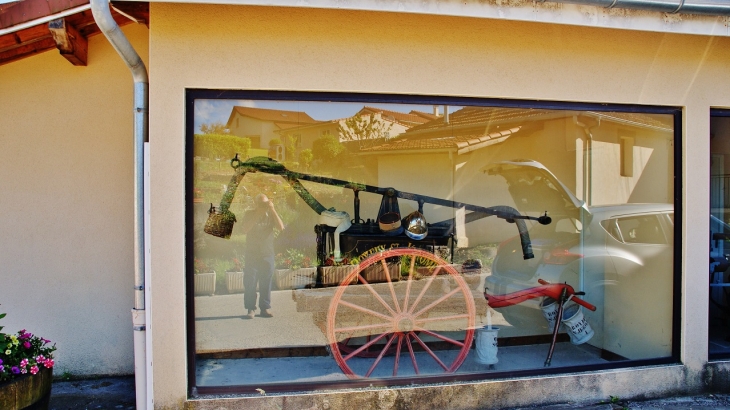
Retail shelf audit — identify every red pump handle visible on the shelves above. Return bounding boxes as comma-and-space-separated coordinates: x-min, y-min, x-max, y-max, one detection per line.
484, 280, 596, 311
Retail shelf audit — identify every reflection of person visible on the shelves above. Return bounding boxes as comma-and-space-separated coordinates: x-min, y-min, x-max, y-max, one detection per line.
240, 194, 284, 319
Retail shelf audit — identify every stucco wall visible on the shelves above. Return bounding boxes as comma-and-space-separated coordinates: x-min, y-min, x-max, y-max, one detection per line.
0, 23, 149, 376
148, 3, 728, 408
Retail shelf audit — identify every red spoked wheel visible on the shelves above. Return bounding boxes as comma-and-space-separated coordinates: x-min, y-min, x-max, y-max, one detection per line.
326, 248, 476, 379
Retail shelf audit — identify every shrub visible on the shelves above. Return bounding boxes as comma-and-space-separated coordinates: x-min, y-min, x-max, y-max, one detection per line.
194, 134, 251, 161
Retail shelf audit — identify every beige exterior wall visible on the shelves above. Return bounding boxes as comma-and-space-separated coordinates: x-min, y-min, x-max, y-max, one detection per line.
0, 23, 149, 376
148, 4, 727, 407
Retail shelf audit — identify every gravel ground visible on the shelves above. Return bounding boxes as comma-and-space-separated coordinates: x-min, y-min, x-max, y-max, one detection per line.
48, 376, 730, 409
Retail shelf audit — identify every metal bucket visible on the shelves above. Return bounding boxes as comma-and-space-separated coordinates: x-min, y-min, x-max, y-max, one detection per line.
561, 304, 594, 345
475, 326, 499, 365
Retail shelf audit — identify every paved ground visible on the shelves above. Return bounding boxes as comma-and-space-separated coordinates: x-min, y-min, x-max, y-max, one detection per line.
48, 375, 730, 409
50, 376, 136, 410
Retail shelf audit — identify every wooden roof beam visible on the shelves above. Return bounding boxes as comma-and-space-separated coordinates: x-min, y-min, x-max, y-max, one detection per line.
48, 17, 86, 66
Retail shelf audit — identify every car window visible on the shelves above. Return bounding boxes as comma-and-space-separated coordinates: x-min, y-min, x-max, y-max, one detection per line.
615, 215, 667, 245
601, 219, 623, 242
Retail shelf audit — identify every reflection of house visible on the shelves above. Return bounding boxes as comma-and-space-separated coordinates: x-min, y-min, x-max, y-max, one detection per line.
226, 106, 320, 149
276, 106, 438, 155
363, 107, 673, 244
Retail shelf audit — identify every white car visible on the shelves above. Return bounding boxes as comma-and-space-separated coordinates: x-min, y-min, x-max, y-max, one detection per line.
483, 160, 674, 340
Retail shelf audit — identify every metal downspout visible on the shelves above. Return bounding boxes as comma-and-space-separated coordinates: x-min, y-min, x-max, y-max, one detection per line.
89, 1, 148, 408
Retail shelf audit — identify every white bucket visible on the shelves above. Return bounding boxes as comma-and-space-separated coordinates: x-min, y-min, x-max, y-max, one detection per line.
540, 297, 561, 331
475, 326, 499, 365
561, 304, 594, 345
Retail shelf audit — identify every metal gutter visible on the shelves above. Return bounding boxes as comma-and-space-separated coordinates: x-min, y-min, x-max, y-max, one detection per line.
89, 0, 149, 408
551, 0, 730, 15
0, 3, 91, 36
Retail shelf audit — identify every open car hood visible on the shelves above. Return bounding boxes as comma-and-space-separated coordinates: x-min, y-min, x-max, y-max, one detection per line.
483, 159, 590, 221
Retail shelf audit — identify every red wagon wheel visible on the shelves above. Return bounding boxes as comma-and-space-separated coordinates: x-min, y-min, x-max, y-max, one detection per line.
326, 248, 476, 379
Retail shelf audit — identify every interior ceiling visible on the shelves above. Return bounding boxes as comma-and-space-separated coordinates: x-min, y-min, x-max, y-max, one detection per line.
0, 1, 149, 66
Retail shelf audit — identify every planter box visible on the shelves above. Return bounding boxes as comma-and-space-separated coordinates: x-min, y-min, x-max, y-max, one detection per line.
362, 262, 400, 283
275, 267, 316, 290
194, 272, 216, 296
226, 271, 244, 293
0, 367, 52, 410
319, 265, 359, 286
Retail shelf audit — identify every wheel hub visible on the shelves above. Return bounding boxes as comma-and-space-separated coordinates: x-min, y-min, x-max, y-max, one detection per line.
395, 316, 414, 333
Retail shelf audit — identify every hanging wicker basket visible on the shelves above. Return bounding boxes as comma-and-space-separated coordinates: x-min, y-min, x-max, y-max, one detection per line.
204, 204, 237, 239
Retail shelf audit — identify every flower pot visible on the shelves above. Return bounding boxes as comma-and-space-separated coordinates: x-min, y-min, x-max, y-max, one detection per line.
0, 367, 52, 410
319, 265, 359, 286
226, 271, 244, 294
275, 267, 316, 290
362, 262, 400, 283
194, 272, 216, 296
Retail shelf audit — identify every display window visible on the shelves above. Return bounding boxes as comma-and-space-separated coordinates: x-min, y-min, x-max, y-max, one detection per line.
710, 109, 730, 359
186, 91, 680, 394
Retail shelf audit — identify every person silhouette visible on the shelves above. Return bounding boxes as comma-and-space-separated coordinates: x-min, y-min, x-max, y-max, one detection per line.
240, 194, 284, 319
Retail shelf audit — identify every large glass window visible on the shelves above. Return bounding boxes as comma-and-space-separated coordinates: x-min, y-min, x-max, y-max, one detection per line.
187, 92, 679, 393
710, 110, 730, 359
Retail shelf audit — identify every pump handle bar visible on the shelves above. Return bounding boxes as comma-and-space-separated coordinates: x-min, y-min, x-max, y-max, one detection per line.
484, 279, 596, 311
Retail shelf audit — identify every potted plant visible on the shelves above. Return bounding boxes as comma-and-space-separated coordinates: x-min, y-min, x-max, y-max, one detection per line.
319, 254, 359, 286
193, 258, 216, 296
356, 246, 400, 284
226, 256, 245, 294
0, 309, 56, 409
275, 249, 316, 289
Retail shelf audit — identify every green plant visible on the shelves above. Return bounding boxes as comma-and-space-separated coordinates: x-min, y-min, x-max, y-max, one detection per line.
0, 314, 56, 381
269, 138, 282, 147
312, 135, 344, 169
299, 149, 313, 169
276, 249, 313, 269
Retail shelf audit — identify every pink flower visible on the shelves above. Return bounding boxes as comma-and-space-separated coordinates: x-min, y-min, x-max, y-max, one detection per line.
43, 359, 54, 368
20, 368, 27, 374
30, 366, 39, 375
19, 359, 28, 367
23, 341, 30, 349
35, 355, 45, 363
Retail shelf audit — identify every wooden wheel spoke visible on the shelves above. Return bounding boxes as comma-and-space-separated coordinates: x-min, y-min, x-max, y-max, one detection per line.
364, 333, 397, 378
413, 287, 463, 318
414, 328, 465, 347
393, 333, 403, 376
402, 256, 416, 312
338, 299, 393, 322
335, 322, 392, 334
406, 332, 419, 375
357, 277, 398, 317
415, 313, 470, 324
407, 265, 443, 314
343, 332, 389, 361
411, 332, 448, 371
382, 259, 401, 314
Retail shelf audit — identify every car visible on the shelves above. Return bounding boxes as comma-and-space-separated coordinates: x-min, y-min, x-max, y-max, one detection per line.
482, 160, 674, 353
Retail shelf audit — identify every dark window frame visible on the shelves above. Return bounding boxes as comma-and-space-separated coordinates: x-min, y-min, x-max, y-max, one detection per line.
186, 90, 683, 397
